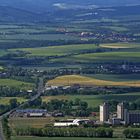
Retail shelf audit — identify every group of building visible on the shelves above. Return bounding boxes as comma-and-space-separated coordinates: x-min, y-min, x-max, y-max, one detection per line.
100, 102, 140, 125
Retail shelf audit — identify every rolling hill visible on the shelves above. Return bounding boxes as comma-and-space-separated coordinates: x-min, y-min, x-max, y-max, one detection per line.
0, 0, 140, 13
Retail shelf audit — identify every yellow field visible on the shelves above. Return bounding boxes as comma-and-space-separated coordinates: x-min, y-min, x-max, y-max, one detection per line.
47, 75, 140, 87
101, 43, 140, 48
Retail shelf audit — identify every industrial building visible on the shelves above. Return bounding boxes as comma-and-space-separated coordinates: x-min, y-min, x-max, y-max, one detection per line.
14, 109, 48, 117
117, 102, 125, 120
100, 102, 140, 125
125, 110, 140, 125
99, 102, 109, 123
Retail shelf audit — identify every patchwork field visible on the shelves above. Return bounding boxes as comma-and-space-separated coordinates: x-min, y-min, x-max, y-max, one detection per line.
47, 75, 140, 87
0, 79, 34, 89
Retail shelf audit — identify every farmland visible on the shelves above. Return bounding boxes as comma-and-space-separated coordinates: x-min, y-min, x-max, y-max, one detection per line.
101, 43, 140, 49
9, 118, 55, 129
0, 97, 27, 105
89, 74, 140, 82
11, 137, 138, 140
51, 51, 140, 64
42, 95, 102, 108
47, 75, 140, 87
42, 93, 140, 108
9, 44, 98, 57
0, 3, 140, 140
0, 66, 4, 70
0, 79, 34, 89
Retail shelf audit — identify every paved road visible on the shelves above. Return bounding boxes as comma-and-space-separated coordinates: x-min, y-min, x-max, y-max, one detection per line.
0, 78, 44, 140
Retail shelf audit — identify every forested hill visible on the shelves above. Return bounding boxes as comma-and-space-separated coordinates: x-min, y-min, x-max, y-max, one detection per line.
0, 0, 140, 13
0, 3, 140, 23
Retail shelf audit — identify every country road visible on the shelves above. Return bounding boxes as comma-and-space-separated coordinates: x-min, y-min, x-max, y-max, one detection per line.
0, 78, 44, 140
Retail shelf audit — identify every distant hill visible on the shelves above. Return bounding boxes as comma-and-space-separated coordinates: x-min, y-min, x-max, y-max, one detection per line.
0, 3, 140, 23
0, 6, 41, 22
0, 0, 140, 13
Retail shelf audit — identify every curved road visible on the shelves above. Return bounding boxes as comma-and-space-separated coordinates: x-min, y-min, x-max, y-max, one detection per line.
0, 78, 44, 140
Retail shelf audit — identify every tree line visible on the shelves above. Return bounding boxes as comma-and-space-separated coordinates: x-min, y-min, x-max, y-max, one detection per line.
123, 128, 140, 138
15, 127, 113, 138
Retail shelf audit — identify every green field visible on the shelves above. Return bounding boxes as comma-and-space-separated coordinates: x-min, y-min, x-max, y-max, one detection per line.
0, 97, 27, 105
0, 49, 7, 56
102, 26, 129, 32
9, 44, 97, 57
51, 51, 140, 64
42, 95, 102, 108
0, 24, 79, 42
9, 118, 55, 129
72, 52, 140, 63
42, 92, 140, 108
11, 137, 137, 140
0, 79, 33, 89
88, 74, 140, 82
0, 66, 4, 70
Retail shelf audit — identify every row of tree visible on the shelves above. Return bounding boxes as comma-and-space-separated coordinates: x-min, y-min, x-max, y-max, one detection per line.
23, 97, 93, 117
0, 99, 19, 115
123, 128, 140, 138
2, 117, 11, 140
15, 127, 113, 138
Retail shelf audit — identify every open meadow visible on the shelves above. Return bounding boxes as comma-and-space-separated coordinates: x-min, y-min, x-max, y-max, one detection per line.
9, 44, 98, 57
42, 92, 140, 108
0, 79, 34, 89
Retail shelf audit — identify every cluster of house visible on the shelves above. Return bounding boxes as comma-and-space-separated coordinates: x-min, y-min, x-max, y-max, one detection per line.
45, 83, 81, 91
100, 102, 140, 125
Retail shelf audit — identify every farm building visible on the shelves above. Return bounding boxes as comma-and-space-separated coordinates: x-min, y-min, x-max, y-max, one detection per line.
15, 109, 48, 117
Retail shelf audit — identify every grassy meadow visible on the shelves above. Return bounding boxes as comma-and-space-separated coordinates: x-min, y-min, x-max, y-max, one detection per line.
0, 79, 34, 89
52, 51, 140, 63
9, 44, 98, 57
42, 92, 140, 108
9, 117, 55, 129
42, 95, 102, 108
